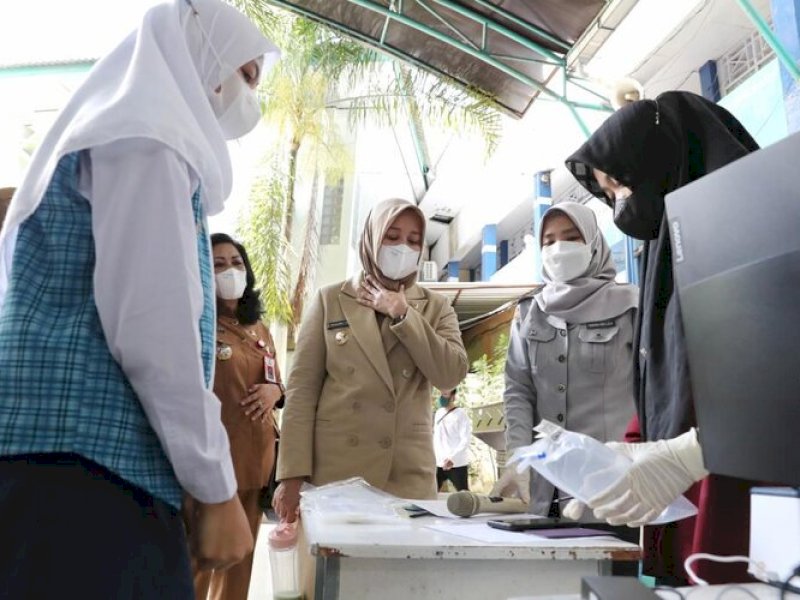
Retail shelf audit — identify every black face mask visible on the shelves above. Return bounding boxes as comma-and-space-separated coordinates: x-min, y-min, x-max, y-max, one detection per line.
613, 182, 665, 240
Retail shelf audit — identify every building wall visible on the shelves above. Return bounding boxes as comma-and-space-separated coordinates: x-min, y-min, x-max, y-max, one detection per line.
0, 66, 91, 188
719, 58, 788, 147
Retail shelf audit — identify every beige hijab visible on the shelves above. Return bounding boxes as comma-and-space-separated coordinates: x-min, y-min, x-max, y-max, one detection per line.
359, 198, 426, 291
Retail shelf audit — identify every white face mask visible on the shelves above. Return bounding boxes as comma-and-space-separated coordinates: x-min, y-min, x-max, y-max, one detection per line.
541, 241, 592, 283
192, 9, 263, 140
215, 267, 247, 300
210, 72, 262, 140
377, 244, 421, 280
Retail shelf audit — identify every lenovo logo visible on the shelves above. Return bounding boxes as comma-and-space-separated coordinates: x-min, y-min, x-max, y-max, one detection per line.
671, 219, 685, 264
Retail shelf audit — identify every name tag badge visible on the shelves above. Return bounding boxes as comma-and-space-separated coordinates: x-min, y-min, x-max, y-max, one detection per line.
264, 356, 278, 383
327, 319, 349, 330
586, 320, 616, 329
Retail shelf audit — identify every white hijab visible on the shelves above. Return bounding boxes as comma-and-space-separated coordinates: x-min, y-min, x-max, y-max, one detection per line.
535, 202, 638, 323
1, 0, 279, 241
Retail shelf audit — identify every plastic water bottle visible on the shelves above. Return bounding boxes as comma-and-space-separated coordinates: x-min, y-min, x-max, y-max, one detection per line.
268, 522, 303, 600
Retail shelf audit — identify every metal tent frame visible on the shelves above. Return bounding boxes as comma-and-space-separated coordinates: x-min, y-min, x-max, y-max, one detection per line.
266, 0, 616, 135
266, 0, 800, 137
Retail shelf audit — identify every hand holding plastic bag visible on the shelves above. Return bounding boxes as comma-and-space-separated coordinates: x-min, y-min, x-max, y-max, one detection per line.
587, 429, 708, 526
509, 420, 698, 526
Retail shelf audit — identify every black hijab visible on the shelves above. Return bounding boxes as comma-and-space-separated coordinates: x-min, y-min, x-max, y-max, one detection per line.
565, 91, 759, 441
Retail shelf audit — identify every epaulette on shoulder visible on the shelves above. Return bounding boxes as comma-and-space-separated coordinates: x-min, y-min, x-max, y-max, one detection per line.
512, 291, 537, 322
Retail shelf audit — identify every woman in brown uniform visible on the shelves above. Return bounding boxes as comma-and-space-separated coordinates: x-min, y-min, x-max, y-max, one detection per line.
193, 233, 284, 600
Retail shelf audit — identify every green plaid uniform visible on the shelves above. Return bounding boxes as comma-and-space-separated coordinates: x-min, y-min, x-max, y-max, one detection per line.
0, 151, 215, 509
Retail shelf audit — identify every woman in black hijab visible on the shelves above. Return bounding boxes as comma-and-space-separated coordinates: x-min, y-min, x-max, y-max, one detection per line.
563, 91, 760, 585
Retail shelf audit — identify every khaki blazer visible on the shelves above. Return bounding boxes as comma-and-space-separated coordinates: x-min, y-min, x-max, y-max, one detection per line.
214, 317, 281, 490
277, 277, 468, 500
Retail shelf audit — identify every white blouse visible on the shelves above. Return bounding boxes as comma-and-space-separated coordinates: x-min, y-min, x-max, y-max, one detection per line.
77, 137, 236, 504
433, 406, 472, 468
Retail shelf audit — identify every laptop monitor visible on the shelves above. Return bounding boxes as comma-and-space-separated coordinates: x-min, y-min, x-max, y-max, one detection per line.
665, 131, 800, 486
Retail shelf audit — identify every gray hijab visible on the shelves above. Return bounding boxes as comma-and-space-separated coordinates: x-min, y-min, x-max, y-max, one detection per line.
535, 202, 638, 323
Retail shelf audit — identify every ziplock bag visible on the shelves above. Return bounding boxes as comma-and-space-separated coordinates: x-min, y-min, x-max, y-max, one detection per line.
508, 420, 697, 525
299, 477, 407, 525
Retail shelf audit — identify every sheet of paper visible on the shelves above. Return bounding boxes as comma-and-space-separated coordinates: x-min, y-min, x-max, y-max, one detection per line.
422, 522, 620, 545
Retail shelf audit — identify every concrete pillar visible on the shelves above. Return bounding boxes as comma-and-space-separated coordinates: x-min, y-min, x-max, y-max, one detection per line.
625, 237, 640, 285
481, 224, 497, 282
499, 240, 509, 268
532, 170, 553, 282
447, 261, 460, 282
699, 60, 721, 102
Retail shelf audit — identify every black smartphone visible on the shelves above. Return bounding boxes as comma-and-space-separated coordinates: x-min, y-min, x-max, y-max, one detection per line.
402, 504, 434, 518
487, 517, 577, 531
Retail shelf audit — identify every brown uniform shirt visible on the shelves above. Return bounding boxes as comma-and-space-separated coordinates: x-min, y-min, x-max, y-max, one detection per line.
214, 315, 281, 490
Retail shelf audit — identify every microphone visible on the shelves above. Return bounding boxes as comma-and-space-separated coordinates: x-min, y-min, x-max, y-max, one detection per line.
446, 491, 528, 518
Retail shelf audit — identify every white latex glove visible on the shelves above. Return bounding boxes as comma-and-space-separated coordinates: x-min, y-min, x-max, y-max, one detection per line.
490, 466, 531, 504
563, 440, 644, 521
587, 428, 708, 527
562, 498, 587, 521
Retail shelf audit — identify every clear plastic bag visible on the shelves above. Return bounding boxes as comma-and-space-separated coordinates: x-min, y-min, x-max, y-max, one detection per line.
299, 477, 407, 525
508, 420, 697, 525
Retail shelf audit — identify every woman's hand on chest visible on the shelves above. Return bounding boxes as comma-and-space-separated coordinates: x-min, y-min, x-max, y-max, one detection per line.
240, 383, 282, 422
356, 275, 409, 320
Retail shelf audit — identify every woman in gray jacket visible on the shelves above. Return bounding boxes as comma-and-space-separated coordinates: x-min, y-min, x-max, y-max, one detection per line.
492, 202, 638, 518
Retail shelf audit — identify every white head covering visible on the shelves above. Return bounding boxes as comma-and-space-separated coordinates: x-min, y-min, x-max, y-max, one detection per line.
1, 0, 279, 242
534, 202, 638, 323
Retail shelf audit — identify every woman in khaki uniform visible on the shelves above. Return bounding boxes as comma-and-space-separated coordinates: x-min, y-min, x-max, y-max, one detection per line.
193, 233, 284, 600
274, 198, 469, 520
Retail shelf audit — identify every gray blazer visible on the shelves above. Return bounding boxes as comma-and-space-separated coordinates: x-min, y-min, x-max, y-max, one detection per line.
504, 296, 637, 516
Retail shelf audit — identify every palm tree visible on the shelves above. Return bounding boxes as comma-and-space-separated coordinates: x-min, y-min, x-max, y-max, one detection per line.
236, 155, 294, 324
231, 2, 502, 340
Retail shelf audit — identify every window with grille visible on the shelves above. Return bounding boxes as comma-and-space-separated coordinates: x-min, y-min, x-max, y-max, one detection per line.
320, 177, 344, 245
718, 27, 775, 97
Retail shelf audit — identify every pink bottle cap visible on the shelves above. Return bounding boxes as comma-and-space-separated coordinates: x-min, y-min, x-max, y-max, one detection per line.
268, 521, 298, 550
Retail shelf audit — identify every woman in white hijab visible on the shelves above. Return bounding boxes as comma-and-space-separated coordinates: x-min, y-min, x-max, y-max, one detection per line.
0, 1, 278, 597
492, 202, 639, 519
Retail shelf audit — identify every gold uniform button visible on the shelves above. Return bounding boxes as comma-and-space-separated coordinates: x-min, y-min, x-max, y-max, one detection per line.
379, 437, 392, 449
401, 369, 412, 378
346, 435, 359, 447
